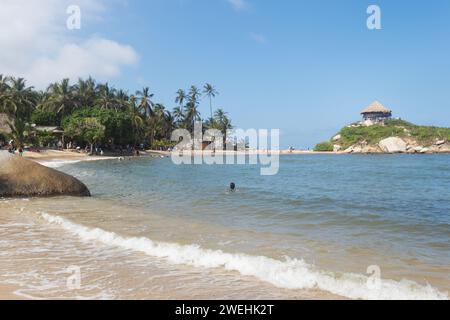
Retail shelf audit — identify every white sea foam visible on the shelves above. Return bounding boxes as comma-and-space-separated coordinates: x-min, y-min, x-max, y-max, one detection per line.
41, 213, 448, 300
39, 160, 81, 168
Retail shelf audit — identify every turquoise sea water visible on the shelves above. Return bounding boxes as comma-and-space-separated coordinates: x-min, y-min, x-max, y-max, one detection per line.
1, 154, 449, 299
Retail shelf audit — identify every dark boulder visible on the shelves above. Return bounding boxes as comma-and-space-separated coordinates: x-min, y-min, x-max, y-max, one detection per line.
0, 152, 90, 197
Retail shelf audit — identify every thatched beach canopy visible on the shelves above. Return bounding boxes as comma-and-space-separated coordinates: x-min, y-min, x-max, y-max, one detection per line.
361, 101, 392, 115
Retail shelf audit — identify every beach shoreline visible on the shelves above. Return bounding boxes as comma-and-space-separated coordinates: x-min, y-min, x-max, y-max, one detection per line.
15, 149, 341, 168
147, 149, 340, 156
16, 149, 450, 165
147, 149, 450, 157
22, 149, 119, 163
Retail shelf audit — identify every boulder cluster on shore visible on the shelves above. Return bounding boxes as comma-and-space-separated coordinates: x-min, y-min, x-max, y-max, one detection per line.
334, 136, 450, 154
323, 118, 450, 154
0, 151, 90, 198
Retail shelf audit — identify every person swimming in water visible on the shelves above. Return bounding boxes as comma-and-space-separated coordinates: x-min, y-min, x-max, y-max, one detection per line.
230, 182, 236, 192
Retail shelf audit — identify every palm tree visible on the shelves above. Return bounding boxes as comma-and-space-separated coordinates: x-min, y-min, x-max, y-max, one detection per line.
151, 104, 177, 142
0, 74, 10, 94
175, 89, 187, 108
0, 75, 11, 110
163, 111, 176, 138
214, 108, 227, 122
44, 78, 78, 118
172, 106, 185, 125
184, 86, 201, 132
184, 102, 201, 133
1, 77, 37, 146
152, 103, 166, 140
75, 77, 96, 107
116, 89, 130, 111
128, 95, 145, 146
214, 108, 233, 136
188, 85, 201, 105
136, 87, 154, 119
95, 83, 118, 110
203, 83, 218, 121
5, 77, 37, 119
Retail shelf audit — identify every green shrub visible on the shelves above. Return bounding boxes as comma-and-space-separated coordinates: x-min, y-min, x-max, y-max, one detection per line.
36, 131, 56, 147
62, 107, 133, 145
152, 139, 176, 149
314, 141, 334, 152
31, 110, 59, 126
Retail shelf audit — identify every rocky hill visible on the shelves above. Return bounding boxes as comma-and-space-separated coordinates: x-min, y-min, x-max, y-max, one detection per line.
315, 119, 450, 154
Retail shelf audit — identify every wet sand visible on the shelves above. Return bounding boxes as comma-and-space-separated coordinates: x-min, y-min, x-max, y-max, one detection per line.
0, 201, 342, 300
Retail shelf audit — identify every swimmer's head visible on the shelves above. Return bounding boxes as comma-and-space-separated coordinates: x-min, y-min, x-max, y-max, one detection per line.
230, 182, 236, 191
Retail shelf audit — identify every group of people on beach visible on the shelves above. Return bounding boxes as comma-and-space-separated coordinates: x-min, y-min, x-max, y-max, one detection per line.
0, 140, 24, 157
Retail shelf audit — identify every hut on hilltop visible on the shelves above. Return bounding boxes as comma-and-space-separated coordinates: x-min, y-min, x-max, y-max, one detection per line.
361, 101, 392, 123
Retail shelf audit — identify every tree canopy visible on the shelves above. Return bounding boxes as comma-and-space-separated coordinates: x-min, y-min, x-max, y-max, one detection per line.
0, 75, 233, 149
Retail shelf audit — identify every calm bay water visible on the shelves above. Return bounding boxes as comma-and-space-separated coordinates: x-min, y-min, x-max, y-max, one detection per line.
1, 154, 449, 299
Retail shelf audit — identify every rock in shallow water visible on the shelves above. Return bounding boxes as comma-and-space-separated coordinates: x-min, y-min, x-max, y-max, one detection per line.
0, 151, 90, 198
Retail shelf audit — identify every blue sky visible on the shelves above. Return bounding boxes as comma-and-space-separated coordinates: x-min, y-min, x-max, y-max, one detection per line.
2, 0, 450, 148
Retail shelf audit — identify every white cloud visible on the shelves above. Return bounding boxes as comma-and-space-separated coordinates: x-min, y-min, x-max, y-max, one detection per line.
0, 0, 138, 88
26, 38, 138, 86
227, 0, 249, 11
250, 32, 267, 44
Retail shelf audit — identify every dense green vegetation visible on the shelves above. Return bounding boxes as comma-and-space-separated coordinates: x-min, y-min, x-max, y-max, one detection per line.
314, 141, 334, 152
31, 110, 59, 126
315, 119, 450, 150
62, 108, 133, 146
0, 75, 233, 151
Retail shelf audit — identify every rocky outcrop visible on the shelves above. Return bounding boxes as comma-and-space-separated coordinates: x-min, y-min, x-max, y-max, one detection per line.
332, 134, 341, 142
325, 119, 450, 154
342, 141, 382, 154
0, 151, 90, 197
378, 137, 407, 153
340, 139, 450, 154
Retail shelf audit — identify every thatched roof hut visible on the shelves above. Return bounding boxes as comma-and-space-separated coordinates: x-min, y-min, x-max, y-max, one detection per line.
361, 101, 392, 114
361, 101, 392, 122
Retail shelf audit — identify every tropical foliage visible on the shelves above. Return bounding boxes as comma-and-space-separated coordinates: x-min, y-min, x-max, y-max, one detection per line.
313, 141, 334, 152
0, 74, 233, 149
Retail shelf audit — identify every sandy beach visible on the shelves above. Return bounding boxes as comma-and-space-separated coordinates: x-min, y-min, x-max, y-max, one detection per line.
0, 150, 116, 300
0, 196, 344, 300
22, 149, 119, 163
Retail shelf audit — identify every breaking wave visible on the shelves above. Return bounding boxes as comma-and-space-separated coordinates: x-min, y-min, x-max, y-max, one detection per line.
41, 213, 448, 300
